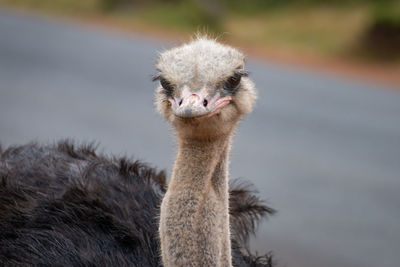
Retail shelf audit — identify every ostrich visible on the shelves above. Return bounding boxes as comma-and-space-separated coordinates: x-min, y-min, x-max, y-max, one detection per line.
0, 37, 275, 267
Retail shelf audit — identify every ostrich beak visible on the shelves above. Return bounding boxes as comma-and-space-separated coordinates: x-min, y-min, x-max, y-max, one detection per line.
170, 88, 232, 119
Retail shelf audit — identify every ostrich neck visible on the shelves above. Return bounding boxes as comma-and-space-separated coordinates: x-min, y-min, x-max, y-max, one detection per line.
170, 136, 230, 190
160, 134, 233, 267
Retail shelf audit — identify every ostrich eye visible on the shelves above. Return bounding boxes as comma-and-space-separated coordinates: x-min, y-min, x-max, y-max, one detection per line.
223, 73, 241, 92
160, 78, 174, 96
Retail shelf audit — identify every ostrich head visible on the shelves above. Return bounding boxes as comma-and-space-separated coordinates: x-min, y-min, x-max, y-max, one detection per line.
154, 37, 257, 139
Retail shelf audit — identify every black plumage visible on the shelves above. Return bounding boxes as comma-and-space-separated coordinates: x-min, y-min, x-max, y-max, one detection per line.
0, 141, 275, 267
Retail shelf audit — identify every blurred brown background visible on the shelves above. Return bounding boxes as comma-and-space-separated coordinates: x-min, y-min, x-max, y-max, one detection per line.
2, 0, 400, 84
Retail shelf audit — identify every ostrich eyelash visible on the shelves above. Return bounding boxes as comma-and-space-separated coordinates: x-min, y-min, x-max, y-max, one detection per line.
234, 69, 249, 77
223, 68, 248, 93
152, 74, 174, 96
223, 73, 242, 93
156, 77, 174, 97
152, 73, 162, 82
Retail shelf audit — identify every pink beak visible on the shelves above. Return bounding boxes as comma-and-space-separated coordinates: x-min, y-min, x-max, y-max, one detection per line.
169, 90, 232, 119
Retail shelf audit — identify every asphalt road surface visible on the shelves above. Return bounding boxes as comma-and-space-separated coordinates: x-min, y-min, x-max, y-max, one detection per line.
1, 9, 400, 267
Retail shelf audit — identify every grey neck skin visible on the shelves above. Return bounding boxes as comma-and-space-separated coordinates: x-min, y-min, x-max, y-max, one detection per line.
160, 135, 233, 267
171, 136, 230, 188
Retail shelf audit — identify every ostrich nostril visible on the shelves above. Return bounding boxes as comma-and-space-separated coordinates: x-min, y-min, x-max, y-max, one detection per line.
178, 99, 183, 106
203, 99, 208, 107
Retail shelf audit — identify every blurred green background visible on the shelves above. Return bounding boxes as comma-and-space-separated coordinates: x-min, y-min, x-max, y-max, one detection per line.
1, 0, 399, 61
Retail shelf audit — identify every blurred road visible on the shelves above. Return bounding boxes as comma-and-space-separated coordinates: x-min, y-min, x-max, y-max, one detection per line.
1, 9, 400, 267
